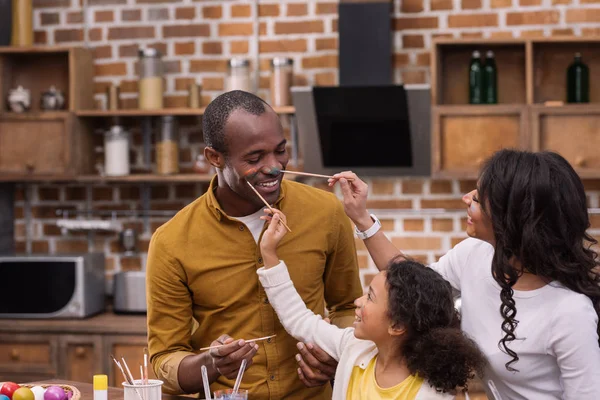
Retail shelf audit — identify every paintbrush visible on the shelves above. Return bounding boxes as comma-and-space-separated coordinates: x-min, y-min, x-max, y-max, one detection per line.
246, 167, 354, 181
199, 334, 277, 351
245, 180, 291, 233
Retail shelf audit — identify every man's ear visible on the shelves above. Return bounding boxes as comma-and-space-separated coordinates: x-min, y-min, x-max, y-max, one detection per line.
205, 146, 224, 169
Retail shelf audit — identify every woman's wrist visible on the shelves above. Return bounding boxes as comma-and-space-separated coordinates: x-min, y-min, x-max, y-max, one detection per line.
354, 211, 375, 232
261, 250, 279, 268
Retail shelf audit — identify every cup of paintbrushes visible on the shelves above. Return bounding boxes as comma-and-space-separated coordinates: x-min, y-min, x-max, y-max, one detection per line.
123, 380, 163, 400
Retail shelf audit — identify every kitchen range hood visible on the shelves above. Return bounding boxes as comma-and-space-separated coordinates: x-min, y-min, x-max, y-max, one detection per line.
292, 0, 431, 177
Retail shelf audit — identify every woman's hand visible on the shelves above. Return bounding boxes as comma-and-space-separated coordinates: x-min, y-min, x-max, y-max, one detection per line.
259, 209, 289, 268
328, 171, 373, 231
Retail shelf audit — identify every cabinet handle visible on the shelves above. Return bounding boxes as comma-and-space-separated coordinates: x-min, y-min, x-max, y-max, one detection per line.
10, 348, 20, 361
75, 346, 87, 358
575, 156, 586, 167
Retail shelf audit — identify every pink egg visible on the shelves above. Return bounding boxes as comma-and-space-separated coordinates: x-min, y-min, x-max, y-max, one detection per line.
43, 387, 65, 400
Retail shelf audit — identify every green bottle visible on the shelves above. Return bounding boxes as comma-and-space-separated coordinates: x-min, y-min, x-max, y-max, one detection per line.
567, 53, 589, 103
483, 50, 498, 104
469, 50, 484, 104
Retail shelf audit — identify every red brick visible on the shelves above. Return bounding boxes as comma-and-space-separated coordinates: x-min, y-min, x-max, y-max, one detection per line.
372, 180, 396, 195
66, 12, 83, 23
175, 41, 195, 55
316, 37, 337, 50
416, 52, 430, 66
40, 12, 60, 26
231, 4, 251, 17
119, 186, 140, 200
119, 43, 166, 58
164, 24, 210, 38
95, 62, 127, 76
302, 54, 337, 69
87, 0, 126, 4
38, 187, 60, 201
404, 219, 425, 231
287, 3, 307, 16
65, 187, 86, 201
402, 70, 427, 84
491, 0, 512, 7
581, 0, 599, 3
176, 7, 196, 19
190, 60, 228, 73
203, 5, 222, 19
402, 180, 424, 194
393, 53, 410, 67
219, 23, 253, 36
552, 28, 574, 36
461, 32, 484, 39
93, 45, 112, 59
33, 0, 70, 7
519, 29, 544, 37
275, 21, 325, 34
402, 0, 424, 12
421, 199, 465, 209
507, 11, 560, 25
202, 42, 223, 55
121, 256, 143, 271
519, 0, 541, 5
55, 29, 83, 43
430, 180, 453, 194
90, 28, 102, 41
148, 8, 169, 20
462, 0, 482, 8
95, 10, 114, 22
316, 2, 337, 14
566, 9, 600, 22
203, 77, 224, 91
93, 187, 114, 201
230, 41, 249, 54
136, 0, 180, 2
490, 31, 514, 38
333, 19, 338, 32
393, 17, 439, 30
315, 72, 336, 86
403, 34, 424, 48
391, 237, 442, 251
431, 0, 453, 10
122, 9, 141, 21
582, 28, 600, 36
260, 39, 307, 53
449, 13, 498, 28
108, 27, 154, 40
259, 4, 280, 17
357, 254, 370, 269
32, 241, 50, 254
56, 240, 89, 254
432, 219, 454, 232
366, 199, 412, 209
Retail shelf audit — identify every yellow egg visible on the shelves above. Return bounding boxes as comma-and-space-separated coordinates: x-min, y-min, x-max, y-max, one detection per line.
12, 388, 35, 400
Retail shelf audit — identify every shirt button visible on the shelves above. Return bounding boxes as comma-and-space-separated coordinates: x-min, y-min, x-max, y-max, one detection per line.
258, 257, 263, 263
267, 337, 272, 343
270, 375, 275, 381
263, 297, 269, 304
239, 225, 245, 231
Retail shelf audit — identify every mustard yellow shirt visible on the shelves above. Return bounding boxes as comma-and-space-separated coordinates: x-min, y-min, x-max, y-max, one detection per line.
347, 357, 424, 400
147, 177, 362, 399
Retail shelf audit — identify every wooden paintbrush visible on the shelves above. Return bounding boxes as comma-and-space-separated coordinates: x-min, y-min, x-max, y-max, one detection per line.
199, 335, 277, 351
245, 180, 292, 233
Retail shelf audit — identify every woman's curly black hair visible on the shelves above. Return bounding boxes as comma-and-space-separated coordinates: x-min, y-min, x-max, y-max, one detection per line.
386, 258, 487, 393
477, 149, 600, 371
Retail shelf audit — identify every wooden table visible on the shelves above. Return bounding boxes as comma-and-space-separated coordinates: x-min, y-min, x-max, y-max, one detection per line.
31, 380, 192, 400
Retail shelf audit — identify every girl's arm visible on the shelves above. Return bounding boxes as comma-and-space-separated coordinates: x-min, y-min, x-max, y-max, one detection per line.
259, 212, 358, 361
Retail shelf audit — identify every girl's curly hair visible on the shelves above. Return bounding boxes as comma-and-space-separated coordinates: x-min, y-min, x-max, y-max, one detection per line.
386, 258, 487, 393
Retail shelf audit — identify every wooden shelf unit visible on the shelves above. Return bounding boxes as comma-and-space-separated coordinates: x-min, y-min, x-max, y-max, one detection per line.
76, 105, 296, 117
0, 173, 214, 183
431, 37, 600, 178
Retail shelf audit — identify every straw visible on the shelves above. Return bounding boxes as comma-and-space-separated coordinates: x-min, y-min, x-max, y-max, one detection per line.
199, 334, 276, 351
201, 365, 212, 400
232, 359, 247, 394
245, 180, 291, 232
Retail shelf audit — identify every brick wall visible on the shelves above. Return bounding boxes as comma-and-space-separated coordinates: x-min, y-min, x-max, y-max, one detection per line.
16, 0, 600, 291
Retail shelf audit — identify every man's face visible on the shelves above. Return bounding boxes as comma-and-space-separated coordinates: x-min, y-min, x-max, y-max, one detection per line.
220, 108, 289, 206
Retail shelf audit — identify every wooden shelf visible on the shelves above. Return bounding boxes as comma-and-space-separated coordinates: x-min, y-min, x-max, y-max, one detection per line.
0, 45, 74, 54
76, 105, 296, 117
0, 111, 70, 120
0, 173, 214, 183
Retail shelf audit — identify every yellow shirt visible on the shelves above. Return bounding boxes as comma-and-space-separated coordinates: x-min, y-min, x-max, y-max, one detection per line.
147, 177, 362, 399
347, 357, 424, 400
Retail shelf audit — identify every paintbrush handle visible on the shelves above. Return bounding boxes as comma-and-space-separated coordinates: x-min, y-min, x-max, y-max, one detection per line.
199, 335, 277, 351
245, 181, 292, 233
281, 170, 354, 181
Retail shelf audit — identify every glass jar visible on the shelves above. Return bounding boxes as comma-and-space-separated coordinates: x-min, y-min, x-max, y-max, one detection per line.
226, 58, 251, 93
138, 48, 164, 109
104, 125, 130, 176
270, 57, 293, 106
156, 116, 179, 175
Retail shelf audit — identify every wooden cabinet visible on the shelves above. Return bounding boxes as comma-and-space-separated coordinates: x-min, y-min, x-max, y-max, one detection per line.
432, 37, 600, 179
0, 313, 148, 387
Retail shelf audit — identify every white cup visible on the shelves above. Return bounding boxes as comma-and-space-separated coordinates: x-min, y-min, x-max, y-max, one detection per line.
123, 379, 163, 400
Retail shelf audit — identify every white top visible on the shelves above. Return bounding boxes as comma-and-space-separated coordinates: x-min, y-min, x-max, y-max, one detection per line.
235, 208, 266, 243
430, 238, 600, 400
257, 261, 454, 400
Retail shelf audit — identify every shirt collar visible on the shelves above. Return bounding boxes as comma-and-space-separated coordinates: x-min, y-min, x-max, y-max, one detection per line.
206, 175, 288, 221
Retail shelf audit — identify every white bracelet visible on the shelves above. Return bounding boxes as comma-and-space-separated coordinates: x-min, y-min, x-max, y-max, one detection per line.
354, 214, 381, 240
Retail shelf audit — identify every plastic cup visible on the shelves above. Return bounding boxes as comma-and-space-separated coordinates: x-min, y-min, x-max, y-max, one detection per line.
123, 379, 163, 400
213, 389, 248, 400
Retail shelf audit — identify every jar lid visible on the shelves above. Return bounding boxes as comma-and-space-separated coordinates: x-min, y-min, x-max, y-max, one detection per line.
228, 58, 250, 68
139, 47, 161, 58
271, 57, 294, 67
105, 125, 127, 137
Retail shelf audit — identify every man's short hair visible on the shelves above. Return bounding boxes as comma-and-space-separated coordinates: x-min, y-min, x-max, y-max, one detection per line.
202, 90, 269, 153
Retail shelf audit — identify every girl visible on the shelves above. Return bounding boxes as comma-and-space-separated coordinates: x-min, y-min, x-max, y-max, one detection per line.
329, 149, 600, 399
257, 211, 486, 400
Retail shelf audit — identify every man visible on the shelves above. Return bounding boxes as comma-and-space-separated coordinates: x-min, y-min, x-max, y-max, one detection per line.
147, 90, 362, 399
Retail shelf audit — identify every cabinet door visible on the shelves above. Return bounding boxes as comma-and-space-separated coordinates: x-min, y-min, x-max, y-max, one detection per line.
104, 335, 156, 387
0, 333, 59, 379
58, 335, 104, 383
0, 114, 70, 175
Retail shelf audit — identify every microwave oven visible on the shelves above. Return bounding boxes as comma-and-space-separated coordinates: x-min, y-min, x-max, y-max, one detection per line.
0, 253, 106, 319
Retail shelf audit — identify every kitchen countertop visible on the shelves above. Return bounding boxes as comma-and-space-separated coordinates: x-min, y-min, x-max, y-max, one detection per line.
0, 312, 147, 334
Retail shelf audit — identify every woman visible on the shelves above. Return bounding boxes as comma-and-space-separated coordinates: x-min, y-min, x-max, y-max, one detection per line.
329, 149, 600, 400
258, 211, 486, 399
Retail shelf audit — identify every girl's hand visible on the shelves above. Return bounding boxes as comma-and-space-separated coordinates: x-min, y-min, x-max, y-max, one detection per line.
328, 171, 373, 231
259, 209, 288, 267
